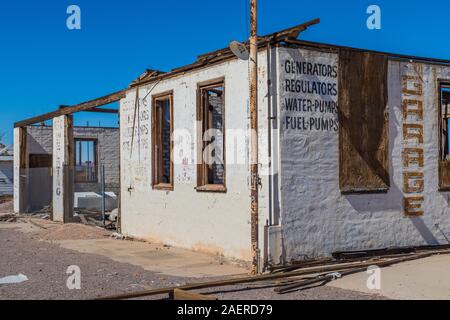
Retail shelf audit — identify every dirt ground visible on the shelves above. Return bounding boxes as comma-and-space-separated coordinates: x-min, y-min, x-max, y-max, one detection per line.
0, 201, 386, 300
328, 254, 450, 300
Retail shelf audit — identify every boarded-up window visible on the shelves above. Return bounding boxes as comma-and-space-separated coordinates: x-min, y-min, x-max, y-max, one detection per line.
338, 50, 389, 194
439, 84, 450, 190
152, 92, 174, 190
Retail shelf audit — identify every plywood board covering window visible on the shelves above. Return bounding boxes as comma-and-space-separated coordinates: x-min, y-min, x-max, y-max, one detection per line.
438, 84, 450, 190
197, 79, 226, 192
152, 92, 174, 190
338, 50, 390, 194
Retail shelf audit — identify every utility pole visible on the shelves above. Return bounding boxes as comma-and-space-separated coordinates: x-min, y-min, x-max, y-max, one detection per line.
249, 0, 259, 275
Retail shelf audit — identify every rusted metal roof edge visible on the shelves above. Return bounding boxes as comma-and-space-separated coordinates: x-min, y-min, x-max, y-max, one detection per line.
15, 20, 450, 128
131, 39, 450, 90
283, 39, 450, 67
130, 19, 322, 88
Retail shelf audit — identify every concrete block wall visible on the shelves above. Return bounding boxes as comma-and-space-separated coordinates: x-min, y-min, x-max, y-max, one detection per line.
26, 125, 120, 195
27, 126, 53, 155
72, 126, 120, 195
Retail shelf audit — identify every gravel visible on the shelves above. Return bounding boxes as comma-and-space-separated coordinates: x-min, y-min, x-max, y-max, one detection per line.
0, 225, 387, 300
0, 227, 189, 300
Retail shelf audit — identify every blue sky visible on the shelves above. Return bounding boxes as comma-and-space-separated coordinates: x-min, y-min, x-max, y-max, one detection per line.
1, 0, 449, 145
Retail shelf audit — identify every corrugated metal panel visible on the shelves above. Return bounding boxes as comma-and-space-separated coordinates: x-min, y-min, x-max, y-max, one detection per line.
338, 49, 390, 193
0, 162, 13, 196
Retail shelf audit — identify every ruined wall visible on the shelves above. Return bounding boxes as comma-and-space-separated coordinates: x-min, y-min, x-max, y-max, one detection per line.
72, 126, 120, 195
120, 51, 271, 261
278, 46, 450, 261
26, 125, 120, 195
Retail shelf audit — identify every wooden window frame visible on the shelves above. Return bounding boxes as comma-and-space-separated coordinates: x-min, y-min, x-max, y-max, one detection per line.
196, 77, 227, 193
74, 138, 98, 183
151, 91, 174, 191
438, 81, 450, 191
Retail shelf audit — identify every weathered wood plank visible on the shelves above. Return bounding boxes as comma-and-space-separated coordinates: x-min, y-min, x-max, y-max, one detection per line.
338, 50, 390, 194
14, 90, 126, 128
439, 161, 450, 190
170, 289, 218, 301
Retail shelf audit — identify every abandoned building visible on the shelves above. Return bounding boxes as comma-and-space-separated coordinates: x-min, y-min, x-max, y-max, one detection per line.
17, 125, 120, 214
13, 21, 450, 268
0, 145, 13, 197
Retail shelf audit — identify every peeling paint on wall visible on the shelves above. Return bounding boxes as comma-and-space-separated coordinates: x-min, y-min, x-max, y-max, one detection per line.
401, 64, 426, 216
119, 54, 270, 260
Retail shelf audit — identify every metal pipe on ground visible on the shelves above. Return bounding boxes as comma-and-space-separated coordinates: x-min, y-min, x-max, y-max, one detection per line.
275, 251, 447, 294
95, 250, 450, 300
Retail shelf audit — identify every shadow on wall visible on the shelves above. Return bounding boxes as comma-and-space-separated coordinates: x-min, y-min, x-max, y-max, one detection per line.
344, 101, 441, 246
27, 134, 49, 155
344, 103, 402, 212
409, 217, 440, 245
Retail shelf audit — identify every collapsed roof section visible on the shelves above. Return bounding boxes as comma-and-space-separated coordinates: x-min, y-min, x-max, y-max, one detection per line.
128, 18, 321, 88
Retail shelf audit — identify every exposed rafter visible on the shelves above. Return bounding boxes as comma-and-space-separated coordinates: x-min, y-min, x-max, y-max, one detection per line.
14, 90, 126, 128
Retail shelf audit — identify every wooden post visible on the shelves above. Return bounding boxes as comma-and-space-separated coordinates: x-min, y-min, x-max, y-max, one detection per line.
13, 126, 28, 213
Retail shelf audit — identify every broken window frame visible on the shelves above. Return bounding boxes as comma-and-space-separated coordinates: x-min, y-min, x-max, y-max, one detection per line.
438, 81, 450, 190
151, 91, 174, 191
74, 138, 98, 183
196, 78, 227, 193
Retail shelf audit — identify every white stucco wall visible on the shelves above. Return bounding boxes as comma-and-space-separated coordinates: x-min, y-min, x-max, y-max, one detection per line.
120, 52, 271, 261
278, 46, 450, 262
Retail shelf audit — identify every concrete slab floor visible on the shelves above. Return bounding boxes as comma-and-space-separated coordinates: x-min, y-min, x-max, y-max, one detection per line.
327, 254, 450, 300
54, 239, 248, 278
0, 219, 248, 278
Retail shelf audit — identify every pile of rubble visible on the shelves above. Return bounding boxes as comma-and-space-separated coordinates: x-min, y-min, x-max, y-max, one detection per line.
0, 213, 18, 223
29, 206, 51, 220
76, 208, 118, 230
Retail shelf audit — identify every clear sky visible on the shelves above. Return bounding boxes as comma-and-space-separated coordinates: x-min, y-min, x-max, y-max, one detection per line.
1, 0, 449, 145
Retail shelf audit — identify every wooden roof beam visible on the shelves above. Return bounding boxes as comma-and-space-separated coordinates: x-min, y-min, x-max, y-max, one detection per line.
14, 89, 126, 128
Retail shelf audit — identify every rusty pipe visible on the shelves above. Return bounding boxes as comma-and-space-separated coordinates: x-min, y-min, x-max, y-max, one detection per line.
249, 0, 259, 275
